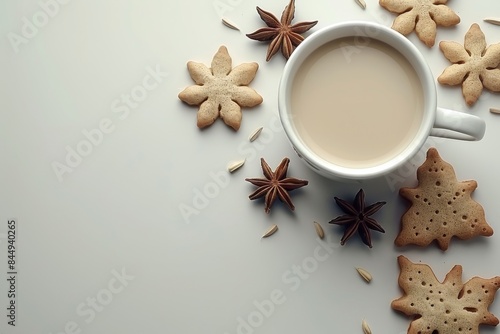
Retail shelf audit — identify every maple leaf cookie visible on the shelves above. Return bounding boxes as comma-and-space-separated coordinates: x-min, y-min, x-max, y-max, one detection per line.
392, 255, 500, 334
438, 23, 500, 106
396, 147, 493, 251
379, 0, 460, 47
178, 46, 263, 131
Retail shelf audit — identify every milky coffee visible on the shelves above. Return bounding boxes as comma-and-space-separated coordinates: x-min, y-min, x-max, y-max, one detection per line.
291, 37, 424, 168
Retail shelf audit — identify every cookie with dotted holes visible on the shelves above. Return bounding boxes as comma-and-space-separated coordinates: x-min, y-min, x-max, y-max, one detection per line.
396, 147, 493, 250
392, 255, 500, 334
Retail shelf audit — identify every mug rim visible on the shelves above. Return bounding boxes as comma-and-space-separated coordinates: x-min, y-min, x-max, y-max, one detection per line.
278, 20, 437, 180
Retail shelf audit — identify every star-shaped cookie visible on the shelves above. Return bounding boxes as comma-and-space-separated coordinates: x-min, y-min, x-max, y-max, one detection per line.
379, 0, 460, 47
438, 23, 500, 106
396, 147, 493, 251
178, 46, 263, 131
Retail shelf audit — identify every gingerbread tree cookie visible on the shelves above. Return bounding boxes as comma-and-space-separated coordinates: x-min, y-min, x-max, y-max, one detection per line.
379, 0, 460, 47
178, 46, 263, 131
396, 147, 493, 250
392, 255, 500, 334
438, 23, 500, 106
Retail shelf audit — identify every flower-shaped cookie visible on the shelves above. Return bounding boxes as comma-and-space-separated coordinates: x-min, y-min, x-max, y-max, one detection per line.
178, 46, 263, 130
379, 0, 460, 47
438, 23, 500, 106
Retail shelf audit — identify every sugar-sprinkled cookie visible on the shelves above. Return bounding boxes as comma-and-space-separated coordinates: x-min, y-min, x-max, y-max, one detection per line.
178, 46, 263, 131
438, 23, 500, 106
396, 147, 493, 250
379, 0, 460, 47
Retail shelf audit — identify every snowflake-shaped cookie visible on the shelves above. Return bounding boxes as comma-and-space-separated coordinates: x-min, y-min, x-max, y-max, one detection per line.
392, 255, 500, 334
178, 46, 263, 131
438, 23, 500, 106
379, 0, 460, 47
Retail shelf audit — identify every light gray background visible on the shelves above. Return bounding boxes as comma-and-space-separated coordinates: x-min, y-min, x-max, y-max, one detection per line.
1, 0, 500, 333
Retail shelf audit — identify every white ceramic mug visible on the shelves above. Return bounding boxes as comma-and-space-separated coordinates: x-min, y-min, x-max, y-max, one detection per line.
278, 21, 486, 180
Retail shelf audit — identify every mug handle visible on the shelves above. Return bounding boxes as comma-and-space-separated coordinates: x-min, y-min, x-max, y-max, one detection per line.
430, 107, 486, 141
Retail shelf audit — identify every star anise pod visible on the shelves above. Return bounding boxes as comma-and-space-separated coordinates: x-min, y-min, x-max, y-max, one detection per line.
245, 157, 308, 213
329, 189, 386, 248
246, 0, 318, 61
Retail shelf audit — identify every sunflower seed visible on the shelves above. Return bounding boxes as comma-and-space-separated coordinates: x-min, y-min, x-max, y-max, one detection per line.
490, 107, 500, 114
362, 319, 372, 334
227, 159, 245, 173
222, 17, 240, 31
484, 18, 500, 26
355, 0, 366, 9
249, 126, 264, 142
313, 221, 325, 239
356, 267, 372, 283
262, 224, 278, 238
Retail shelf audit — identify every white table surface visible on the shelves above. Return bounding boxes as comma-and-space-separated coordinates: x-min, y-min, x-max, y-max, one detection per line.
2, 1, 500, 333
